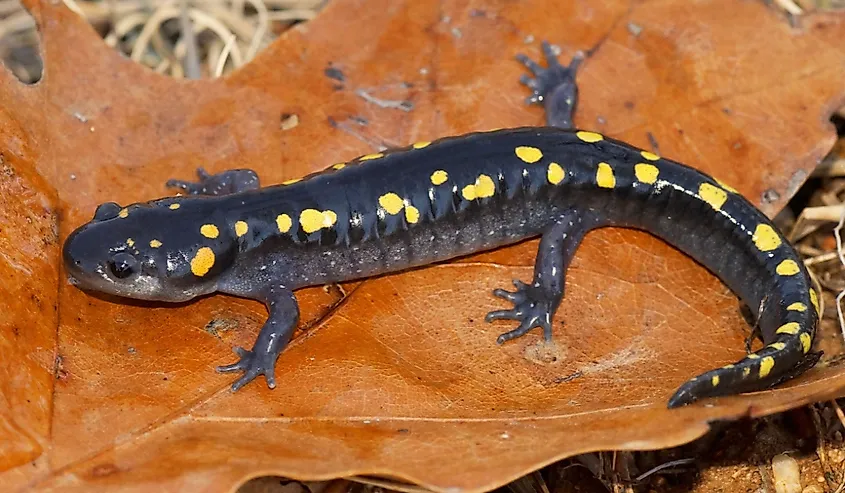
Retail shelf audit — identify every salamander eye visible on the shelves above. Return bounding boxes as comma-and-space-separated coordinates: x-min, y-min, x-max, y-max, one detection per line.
93, 202, 122, 221
108, 253, 138, 279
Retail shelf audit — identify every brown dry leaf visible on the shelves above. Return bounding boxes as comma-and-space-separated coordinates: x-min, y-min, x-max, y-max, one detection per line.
2, 0, 845, 491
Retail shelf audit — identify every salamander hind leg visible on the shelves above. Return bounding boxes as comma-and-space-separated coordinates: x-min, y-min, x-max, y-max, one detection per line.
485, 210, 598, 344
166, 167, 261, 196
516, 40, 584, 128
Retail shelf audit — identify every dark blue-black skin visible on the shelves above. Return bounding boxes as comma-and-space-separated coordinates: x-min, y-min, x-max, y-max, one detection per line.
63, 43, 821, 407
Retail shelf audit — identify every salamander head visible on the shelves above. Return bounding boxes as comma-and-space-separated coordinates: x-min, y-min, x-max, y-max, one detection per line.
63, 200, 231, 302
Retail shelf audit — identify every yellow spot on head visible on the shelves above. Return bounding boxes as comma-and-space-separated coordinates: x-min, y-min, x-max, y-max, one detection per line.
190, 246, 215, 277
596, 162, 615, 188
283, 178, 302, 185
405, 204, 420, 224
515, 146, 543, 164
547, 162, 565, 185
800, 333, 812, 353
149, 239, 162, 248
787, 302, 807, 312
412, 141, 431, 149
743, 367, 751, 377
200, 224, 219, 239
723, 364, 735, 369
776, 259, 800, 276
768, 342, 786, 351
126, 238, 135, 247
776, 322, 800, 335
634, 163, 659, 184
332, 163, 346, 170
235, 221, 249, 237
299, 209, 325, 234
640, 150, 660, 161
323, 210, 337, 227
576, 131, 603, 143
747, 354, 760, 360
810, 288, 820, 315
379, 193, 404, 215
715, 178, 738, 193
118, 208, 129, 218
431, 170, 448, 186
698, 183, 728, 211
474, 174, 495, 198
759, 356, 775, 378
462, 184, 476, 201
276, 214, 292, 233
359, 153, 384, 161
169, 203, 181, 210
752, 224, 782, 252
711, 375, 720, 386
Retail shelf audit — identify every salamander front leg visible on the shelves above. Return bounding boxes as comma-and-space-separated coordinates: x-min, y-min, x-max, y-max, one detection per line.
516, 40, 584, 129
485, 210, 596, 344
166, 167, 261, 196
217, 285, 299, 391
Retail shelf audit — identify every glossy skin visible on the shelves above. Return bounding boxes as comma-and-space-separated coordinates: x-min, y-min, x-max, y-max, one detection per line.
63, 43, 820, 407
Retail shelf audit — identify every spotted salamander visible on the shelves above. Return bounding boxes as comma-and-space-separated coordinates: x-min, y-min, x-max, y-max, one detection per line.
63, 42, 821, 408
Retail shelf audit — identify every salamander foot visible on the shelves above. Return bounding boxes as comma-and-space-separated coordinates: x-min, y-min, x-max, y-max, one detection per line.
166, 167, 260, 196
516, 40, 584, 128
217, 346, 277, 391
485, 279, 555, 344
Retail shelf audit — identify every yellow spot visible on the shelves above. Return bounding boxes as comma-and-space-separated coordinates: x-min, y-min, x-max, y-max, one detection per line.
634, 163, 659, 184
276, 214, 292, 233
596, 162, 615, 188
169, 203, 180, 210
800, 333, 812, 354
776, 322, 800, 335
747, 354, 760, 360
431, 170, 449, 185
118, 208, 129, 218
711, 375, 720, 386
743, 367, 751, 377
300, 209, 325, 234
412, 141, 431, 149
149, 239, 162, 248
200, 224, 219, 239
190, 247, 215, 277
359, 153, 384, 161
787, 302, 807, 312
547, 162, 565, 184
699, 183, 728, 211
234, 221, 249, 237
323, 210, 337, 227
462, 184, 477, 201
768, 342, 786, 351
474, 174, 495, 198
283, 178, 301, 185
405, 204, 420, 224
810, 288, 820, 315
723, 364, 735, 369
332, 163, 346, 170
776, 259, 800, 276
641, 151, 660, 161
716, 178, 738, 193
515, 146, 543, 164
576, 131, 603, 143
126, 238, 135, 247
759, 357, 775, 378
379, 193, 404, 215
752, 224, 781, 252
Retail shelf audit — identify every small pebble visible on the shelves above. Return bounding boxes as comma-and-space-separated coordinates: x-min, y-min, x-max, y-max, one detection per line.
772, 453, 801, 493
